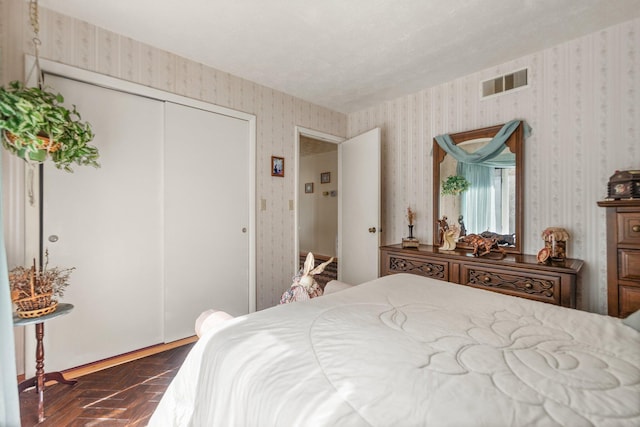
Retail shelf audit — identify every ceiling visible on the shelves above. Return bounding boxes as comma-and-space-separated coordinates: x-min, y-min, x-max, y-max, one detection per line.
300, 136, 338, 157
40, 0, 640, 113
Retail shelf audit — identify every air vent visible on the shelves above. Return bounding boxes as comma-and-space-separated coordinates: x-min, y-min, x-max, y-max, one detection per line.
482, 68, 528, 98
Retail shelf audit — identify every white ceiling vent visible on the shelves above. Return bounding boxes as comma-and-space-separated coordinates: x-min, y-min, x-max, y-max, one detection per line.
482, 68, 528, 98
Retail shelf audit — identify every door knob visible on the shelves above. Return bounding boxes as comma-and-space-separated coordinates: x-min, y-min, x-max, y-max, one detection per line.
48, 235, 59, 243
368, 227, 377, 233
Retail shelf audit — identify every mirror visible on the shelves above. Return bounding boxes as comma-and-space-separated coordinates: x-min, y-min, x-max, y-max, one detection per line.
432, 123, 524, 254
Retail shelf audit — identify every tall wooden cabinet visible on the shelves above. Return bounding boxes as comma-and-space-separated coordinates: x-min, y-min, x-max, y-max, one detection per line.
597, 200, 640, 317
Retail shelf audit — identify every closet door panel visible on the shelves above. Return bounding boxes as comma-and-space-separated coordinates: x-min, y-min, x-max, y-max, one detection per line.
36, 75, 164, 373
164, 102, 250, 342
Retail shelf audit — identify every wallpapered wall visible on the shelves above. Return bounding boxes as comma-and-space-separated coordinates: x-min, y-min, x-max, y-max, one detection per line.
1, 0, 638, 317
348, 17, 640, 313
0, 0, 347, 313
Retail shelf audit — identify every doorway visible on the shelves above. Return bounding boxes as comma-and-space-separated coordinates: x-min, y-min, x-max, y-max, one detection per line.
294, 126, 382, 286
298, 136, 338, 288
295, 128, 343, 288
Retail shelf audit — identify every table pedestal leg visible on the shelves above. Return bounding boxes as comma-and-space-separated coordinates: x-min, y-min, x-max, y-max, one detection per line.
36, 323, 44, 422
17, 322, 77, 422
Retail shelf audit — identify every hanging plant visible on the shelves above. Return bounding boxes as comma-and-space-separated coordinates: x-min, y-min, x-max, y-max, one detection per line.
0, 81, 99, 172
441, 175, 470, 196
0, 0, 99, 172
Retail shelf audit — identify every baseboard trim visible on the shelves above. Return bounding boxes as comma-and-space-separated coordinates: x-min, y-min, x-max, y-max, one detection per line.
60, 336, 198, 380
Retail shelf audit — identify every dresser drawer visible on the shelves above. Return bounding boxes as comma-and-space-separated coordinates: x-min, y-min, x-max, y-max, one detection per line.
620, 285, 640, 318
619, 250, 640, 281
617, 212, 640, 245
461, 265, 560, 305
382, 252, 448, 281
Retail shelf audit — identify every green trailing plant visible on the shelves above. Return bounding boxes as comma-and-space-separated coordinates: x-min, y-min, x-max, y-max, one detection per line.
441, 175, 470, 196
0, 80, 99, 172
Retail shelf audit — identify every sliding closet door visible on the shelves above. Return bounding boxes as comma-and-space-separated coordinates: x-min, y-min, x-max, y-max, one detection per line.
37, 76, 164, 372
164, 102, 250, 342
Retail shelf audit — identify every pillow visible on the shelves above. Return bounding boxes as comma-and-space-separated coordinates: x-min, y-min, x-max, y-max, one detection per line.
622, 310, 640, 332
195, 309, 234, 337
324, 280, 355, 295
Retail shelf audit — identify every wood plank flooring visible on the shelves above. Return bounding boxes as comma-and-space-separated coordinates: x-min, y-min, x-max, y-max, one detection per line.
19, 343, 194, 426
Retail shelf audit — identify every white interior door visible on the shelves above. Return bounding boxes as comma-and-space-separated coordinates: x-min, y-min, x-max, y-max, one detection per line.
164, 102, 250, 342
38, 75, 164, 373
338, 128, 381, 284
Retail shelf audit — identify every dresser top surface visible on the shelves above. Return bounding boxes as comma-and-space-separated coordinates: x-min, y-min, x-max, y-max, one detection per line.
381, 244, 584, 274
597, 199, 640, 208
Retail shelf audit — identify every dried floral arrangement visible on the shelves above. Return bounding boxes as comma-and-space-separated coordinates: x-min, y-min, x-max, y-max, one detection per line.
406, 207, 416, 225
9, 250, 75, 317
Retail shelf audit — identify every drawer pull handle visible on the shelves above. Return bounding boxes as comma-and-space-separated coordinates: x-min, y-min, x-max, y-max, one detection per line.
525, 283, 533, 289
632, 225, 640, 232
426, 267, 432, 272
482, 276, 491, 283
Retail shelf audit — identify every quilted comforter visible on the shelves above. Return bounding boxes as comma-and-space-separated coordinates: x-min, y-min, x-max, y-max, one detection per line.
149, 273, 640, 426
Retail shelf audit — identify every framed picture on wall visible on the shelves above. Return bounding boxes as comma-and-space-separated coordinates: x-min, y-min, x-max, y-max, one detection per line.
305, 182, 314, 193
320, 171, 331, 183
272, 156, 284, 177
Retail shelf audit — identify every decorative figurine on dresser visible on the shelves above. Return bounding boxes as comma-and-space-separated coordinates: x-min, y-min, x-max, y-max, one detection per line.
436, 216, 449, 247
538, 227, 570, 264
439, 224, 460, 251
598, 171, 640, 317
458, 215, 467, 237
381, 121, 583, 308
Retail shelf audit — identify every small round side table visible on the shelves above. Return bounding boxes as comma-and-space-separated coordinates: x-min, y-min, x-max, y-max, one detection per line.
13, 302, 77, 422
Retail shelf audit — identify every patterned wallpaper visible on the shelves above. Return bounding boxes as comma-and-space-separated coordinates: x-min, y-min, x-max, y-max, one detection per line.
348, 17, 640, 313
0, 0, 347, 310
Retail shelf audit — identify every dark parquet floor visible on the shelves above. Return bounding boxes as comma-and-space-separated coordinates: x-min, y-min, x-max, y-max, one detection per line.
19, 343, 194, 426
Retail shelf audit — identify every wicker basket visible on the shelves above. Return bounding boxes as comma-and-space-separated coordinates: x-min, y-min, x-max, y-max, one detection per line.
13, 292, 58, 318
10, 262, 59, 319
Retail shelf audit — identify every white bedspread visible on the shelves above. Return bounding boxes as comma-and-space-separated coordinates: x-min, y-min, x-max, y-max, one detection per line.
149, 274, 640, 426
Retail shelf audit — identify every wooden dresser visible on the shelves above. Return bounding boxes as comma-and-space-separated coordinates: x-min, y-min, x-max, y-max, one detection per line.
380, 244, 583, 308
597, 199, 640, 317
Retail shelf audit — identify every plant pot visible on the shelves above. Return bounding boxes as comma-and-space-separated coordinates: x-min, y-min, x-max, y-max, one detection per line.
3, 131, 60, 162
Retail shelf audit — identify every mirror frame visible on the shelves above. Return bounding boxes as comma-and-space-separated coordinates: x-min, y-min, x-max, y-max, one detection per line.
432, 122, 524, 254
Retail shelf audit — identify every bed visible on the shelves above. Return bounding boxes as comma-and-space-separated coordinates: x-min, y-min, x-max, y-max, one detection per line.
149, 273, 640, 426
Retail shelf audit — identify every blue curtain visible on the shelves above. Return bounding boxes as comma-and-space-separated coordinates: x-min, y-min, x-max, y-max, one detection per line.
434, 119, 525, 163
0, 150, 21, 426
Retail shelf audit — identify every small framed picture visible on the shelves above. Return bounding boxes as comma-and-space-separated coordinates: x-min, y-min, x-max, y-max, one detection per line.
271, 156, 284, 177
305, 182, 314, 193
320, 172, 331, 184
